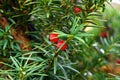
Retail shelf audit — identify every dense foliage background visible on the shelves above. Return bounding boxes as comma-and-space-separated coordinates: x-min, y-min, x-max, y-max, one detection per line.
0, 0, 120, 80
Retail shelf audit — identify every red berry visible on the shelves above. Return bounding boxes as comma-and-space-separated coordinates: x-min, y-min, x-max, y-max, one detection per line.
57, 40, 67, 51
74, 6, 81, 13
116, 59, 120, 64
49, 32, 59, 43
101, 32, 108, 38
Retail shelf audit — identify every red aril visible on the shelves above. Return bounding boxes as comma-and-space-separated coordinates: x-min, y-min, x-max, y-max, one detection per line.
49, 32, 59, 43
74, 6, 81, 13
116, 59, 120, 64
101, 32, 108, 38
57, 40, 67, 51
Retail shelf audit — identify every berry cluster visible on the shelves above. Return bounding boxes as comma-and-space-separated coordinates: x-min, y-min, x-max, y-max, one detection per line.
49, 32, 67, 51
48, 7, 81, 50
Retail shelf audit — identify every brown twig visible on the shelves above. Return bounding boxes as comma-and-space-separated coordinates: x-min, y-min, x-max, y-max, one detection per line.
46, 41, 67, 74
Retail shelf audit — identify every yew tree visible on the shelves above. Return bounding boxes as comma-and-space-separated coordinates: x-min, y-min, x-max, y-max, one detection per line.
1, 0, 120, 80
